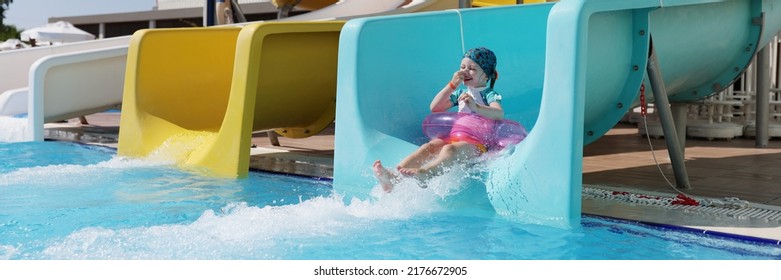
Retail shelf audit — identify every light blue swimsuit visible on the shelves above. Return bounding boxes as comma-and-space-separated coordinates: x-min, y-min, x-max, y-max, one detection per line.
448, 86, 502, 113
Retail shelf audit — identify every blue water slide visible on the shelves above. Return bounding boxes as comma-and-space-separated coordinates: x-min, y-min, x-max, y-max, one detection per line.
333, 0, 781, 228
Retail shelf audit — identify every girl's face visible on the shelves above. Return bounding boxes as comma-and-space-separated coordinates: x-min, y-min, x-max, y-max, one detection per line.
460, 57, 488, 87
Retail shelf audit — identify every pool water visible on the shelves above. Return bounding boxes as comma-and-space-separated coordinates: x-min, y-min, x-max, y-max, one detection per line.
1, 140, 780, 260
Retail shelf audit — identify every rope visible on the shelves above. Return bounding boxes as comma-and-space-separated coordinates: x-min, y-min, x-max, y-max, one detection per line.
582, 187, 749, 209
583, 187, 697, 207
637, 84, 749, 209
639, 84, 680, 194
453, 9, 465, 54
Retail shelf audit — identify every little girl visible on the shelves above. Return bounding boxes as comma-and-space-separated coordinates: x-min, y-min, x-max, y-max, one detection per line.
373, 47, 504, 192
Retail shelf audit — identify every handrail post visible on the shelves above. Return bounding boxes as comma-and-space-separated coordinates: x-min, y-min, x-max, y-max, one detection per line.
755, 43, 770, 147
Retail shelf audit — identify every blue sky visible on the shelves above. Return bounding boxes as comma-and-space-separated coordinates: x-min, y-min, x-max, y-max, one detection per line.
4, 0, 157, 30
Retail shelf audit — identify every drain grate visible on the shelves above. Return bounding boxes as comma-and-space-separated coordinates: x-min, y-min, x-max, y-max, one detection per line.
583, 185, 781, 224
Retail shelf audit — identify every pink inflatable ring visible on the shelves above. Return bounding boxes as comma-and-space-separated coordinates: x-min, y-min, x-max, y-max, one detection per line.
422, 112, 528, 151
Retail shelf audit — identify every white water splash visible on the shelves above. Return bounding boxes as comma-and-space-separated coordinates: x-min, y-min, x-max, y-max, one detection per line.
0, 245, 18, 259
0, 116, 28, 142
38, 184, 460, 259
0, 155, 173, 186
144, 131, 216, 164
4, 154, 492, 259
34, 167, 485, 259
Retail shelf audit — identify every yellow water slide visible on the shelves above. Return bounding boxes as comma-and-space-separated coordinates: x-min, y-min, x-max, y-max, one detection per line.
118, 21, 344, 178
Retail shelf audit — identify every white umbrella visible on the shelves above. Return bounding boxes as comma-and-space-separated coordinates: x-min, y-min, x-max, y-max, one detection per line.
0, 39, 30, 51
20, 21, 96, 45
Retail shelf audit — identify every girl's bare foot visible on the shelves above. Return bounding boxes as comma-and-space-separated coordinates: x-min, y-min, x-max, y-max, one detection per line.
397, 167, 420, 177
396, 167, 429, 188
372, 160, 395, 192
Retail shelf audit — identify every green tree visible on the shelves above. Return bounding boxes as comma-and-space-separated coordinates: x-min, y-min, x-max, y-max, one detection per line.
1, 24, 20, 41
1, 0, 13, 26
1, 0, 19, 41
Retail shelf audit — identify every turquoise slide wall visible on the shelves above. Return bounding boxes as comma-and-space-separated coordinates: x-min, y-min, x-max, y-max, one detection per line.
333, 0, 781, 228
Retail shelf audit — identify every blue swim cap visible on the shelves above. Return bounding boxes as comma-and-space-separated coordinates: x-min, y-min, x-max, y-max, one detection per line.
464, 47, 497, 82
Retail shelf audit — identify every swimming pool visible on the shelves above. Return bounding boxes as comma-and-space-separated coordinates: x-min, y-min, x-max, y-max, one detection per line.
1, 138, 780, 260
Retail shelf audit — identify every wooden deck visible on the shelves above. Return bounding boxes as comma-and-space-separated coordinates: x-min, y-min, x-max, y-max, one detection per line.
583, 122, 781, 207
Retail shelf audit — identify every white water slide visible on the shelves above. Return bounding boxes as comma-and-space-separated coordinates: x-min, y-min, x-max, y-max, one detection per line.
0, 0, 455, 141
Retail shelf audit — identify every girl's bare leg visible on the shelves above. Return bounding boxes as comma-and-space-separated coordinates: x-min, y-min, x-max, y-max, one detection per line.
396, 139, 446, 173
409, 141, 480, 180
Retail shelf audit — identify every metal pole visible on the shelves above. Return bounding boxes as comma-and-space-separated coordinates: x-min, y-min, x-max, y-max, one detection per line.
203, 0, 216, 26
774, 34, 780, 106
230, 0, 247, 23
98, 23, 105, 39
459, 0, 472, 8
671, 103, 688, 157
756, 44, 770, 147
647, 37, 691, 189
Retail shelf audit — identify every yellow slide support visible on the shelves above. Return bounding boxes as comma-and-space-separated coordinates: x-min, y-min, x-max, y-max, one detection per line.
118, 21, 344, 178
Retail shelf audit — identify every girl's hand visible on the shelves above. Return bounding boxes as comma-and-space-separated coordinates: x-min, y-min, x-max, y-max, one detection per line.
458, 93, 477, 111
451, 69, 466, 86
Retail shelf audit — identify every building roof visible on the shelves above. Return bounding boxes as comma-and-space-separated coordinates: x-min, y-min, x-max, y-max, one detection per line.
47, 2, 293, 38
50, 2, 280, 25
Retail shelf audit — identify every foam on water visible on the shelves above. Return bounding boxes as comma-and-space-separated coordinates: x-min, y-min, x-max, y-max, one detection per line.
0, 116, 28, 142
32, 179, 468, 259
144, 131, 217, 164
32, 191, 781, 260
1, 141, 480, 259
0, 155, 173, 186
2, 141, 780, 260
